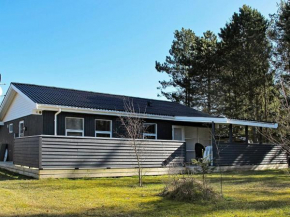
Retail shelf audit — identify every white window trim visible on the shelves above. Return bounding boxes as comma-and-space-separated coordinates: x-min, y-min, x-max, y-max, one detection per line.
8, 123, 13, 134
65, 117, 84, 137
95, 119, 112, 138
143, 123, 157, 140
19, 120, 24, 137
172, 125, 185, 141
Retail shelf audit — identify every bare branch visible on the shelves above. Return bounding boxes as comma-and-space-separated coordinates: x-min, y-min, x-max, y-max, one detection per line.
118, 98, 148, 187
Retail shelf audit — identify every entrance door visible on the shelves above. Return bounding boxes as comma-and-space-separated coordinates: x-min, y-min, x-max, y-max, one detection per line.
184, 126, 211, 163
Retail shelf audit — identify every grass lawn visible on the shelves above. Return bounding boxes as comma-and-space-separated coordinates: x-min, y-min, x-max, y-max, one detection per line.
0, 169, 290, 216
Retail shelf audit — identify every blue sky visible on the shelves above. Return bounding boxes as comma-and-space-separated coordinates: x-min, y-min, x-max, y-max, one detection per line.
0, 0, 279, 101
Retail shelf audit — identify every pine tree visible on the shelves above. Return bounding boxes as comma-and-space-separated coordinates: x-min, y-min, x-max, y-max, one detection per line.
156, 28, 200, 107
196, 31, 220, 114
218, 5, 278, 121
267, 0, 290, 143
269, 0, 290, 76
156, 29, 220, 114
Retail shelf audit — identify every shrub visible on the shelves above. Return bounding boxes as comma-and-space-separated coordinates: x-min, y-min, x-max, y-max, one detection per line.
161, 177, 220, 202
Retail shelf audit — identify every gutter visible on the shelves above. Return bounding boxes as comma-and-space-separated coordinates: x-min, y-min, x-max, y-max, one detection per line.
38, 104, 278, 129
174, 116, 278, 129
54, 108, 61, 135
37, 104, 175, 121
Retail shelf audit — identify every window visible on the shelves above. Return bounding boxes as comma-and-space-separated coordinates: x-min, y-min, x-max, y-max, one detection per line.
19, 121, 24, 137
95, 119, 112, 138
65, 117, 84, 137
8, 123, 13, 134
172, 126, 183, 140
143, 123, 157, 140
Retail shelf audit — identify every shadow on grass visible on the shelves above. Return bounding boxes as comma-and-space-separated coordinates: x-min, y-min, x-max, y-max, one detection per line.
5, 196, 290, 217
207, 169, 289, 185
2, 169, 290, 217
2, 175, 166, 191
0, 168, 31, 181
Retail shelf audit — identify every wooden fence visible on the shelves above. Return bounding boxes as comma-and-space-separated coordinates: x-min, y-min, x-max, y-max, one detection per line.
13, 136, 185, 169
213, 143, 288, 166
14, 136, 287, 169
13, 136, 41, 168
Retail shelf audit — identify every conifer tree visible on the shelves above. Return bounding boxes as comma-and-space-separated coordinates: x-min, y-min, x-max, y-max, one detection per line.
196, 31, 220, 114
156, 29, 220, 114
269, 0, 290, 76
156, 28, 200, 107
218, 5, 278, 121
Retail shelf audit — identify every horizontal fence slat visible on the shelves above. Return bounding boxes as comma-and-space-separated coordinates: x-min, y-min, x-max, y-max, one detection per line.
13, 137, 40, 168
214, 143, 288, 166
13, 136, 288, 169
41, 137, 185, 169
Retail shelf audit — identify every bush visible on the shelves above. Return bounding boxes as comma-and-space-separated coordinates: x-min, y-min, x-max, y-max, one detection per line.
161, 177, 220, 202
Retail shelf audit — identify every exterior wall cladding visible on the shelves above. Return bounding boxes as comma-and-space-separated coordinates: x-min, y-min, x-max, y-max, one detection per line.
42, 111, 206, 138
0, 114, 43, 161
43, 111, 174, 139
0, 111, 206, 161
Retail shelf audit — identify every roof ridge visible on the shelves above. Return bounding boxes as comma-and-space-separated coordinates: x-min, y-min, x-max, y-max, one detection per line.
11, 82, 181, 105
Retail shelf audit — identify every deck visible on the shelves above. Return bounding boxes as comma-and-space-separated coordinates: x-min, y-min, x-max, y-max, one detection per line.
0, 162, 184, 179
0, 135, 288, 179
3, 135, 185, 178
1, 162, 288, 179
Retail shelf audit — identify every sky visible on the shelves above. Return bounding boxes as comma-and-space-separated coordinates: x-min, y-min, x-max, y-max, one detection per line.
0, 0, 280, 102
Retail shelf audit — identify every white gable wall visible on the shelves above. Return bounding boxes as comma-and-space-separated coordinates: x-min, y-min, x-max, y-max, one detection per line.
3, 93, 36, 122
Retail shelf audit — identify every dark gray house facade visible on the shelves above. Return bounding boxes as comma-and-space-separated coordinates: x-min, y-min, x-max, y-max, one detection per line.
0, 83, 287, 178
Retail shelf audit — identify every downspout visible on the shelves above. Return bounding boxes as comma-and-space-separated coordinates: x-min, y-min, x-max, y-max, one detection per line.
54, 109, 61, 136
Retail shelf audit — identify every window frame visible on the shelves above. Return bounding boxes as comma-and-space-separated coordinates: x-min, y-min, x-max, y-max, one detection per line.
65, 117, 84, 137
172, 125, 185, 141
19, 120, 24, 137
143, 123, 157, 140
8, 123, 13, 134
95, 119, 112, 138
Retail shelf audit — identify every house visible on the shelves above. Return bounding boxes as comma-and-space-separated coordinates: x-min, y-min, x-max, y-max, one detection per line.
0, 82, 287, 178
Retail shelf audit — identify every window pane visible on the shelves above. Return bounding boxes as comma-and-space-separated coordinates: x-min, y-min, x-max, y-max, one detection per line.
144, 124, 156, 134
96, 120, 111, 131
66, 118, 83, 130
9, 124, 13, 133
67, 131, 83, 137
19, 123, 24, 134
96, 133, 111, 138
174, 128, 182, 140
144, 135, 156, 140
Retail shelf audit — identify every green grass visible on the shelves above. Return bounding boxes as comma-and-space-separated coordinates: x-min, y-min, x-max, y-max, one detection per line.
0, 169, 290, 216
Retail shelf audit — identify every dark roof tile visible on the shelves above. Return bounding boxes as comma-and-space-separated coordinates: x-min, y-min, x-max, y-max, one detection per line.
12, 82, 214, 118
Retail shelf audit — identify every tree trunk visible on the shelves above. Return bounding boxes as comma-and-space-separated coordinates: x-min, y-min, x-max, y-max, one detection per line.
134, 141, 142, 187
207, 71, 211, 114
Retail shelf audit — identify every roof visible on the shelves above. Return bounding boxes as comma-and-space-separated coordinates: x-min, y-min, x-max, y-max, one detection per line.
11, 82, 214, 118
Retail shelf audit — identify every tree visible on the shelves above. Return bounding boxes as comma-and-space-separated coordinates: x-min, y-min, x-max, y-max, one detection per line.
156, 29, 220, 114
263, 1, 290, 152
218, 5, 278, 121
195, 31, 220, 114
269, 0, 290, 105
118, 99, 146, 187
260, 79, 290, 155
156, 28, 199, 107
269, 0, 290, 76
